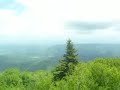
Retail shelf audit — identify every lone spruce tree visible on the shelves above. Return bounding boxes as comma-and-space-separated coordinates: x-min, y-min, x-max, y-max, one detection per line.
53, 39, 78, 81
64, 39, 78, 64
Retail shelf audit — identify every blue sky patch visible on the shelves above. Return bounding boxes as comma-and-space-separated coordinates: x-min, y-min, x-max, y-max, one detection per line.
0, 0, 25, 15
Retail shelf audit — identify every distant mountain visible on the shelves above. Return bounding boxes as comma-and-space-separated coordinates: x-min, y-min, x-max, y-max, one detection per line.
44, 44, 120, 61
0, 44, 120, 71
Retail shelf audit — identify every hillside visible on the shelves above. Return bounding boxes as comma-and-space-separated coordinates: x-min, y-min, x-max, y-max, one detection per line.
47, 44, 120, 60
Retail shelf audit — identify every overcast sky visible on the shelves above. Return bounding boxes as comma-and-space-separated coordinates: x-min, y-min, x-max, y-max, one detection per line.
0, 0, 120, 44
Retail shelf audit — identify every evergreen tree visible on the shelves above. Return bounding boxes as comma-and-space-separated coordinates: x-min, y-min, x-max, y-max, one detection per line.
53, 39, 78, 81
64, 39, 78, 64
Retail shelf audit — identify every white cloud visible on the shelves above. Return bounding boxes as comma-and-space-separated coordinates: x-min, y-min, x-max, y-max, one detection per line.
1, 0, 120, 44
16, 0, 120, 21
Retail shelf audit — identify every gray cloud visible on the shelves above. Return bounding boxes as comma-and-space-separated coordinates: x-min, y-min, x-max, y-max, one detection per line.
65, 21, 114, 31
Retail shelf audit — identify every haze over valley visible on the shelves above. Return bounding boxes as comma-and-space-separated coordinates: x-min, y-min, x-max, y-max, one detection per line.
0, 44, 120, 71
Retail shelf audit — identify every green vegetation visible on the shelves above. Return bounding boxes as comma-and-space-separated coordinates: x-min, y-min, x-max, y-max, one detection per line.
0, 58, 120, 90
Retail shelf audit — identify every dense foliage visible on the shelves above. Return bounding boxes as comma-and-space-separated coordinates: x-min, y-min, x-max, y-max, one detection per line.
0, 58, 120, 90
